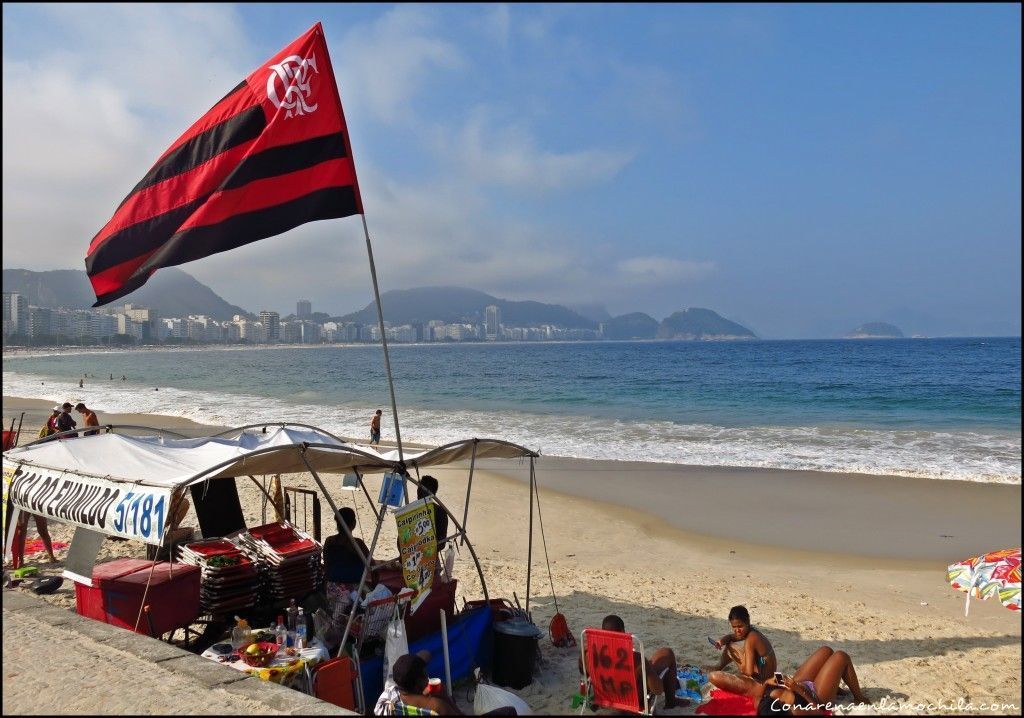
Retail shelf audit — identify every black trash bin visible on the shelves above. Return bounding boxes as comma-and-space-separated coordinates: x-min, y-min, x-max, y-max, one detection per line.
491, 617, 543, 689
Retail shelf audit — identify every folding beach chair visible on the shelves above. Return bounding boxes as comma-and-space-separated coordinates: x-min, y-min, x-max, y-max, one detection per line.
312, 656, 360, 712
579, 628, 657, 715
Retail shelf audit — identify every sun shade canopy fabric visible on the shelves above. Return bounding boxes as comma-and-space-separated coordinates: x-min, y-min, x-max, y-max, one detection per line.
2, 426, 538, 490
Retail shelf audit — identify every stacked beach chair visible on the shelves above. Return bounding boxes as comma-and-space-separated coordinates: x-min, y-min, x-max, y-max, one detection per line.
178, 538, 260, 615
235, 522, 322, 603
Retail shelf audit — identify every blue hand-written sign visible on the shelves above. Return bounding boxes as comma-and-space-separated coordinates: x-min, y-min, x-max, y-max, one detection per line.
378, 472, 405, 507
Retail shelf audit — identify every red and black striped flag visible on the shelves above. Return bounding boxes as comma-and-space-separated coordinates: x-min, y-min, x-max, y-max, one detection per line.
85, 22, 362, 306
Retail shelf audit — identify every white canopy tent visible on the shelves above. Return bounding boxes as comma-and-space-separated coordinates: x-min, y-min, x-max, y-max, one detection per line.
2, 424, 538, 546
3, 425, 535, 487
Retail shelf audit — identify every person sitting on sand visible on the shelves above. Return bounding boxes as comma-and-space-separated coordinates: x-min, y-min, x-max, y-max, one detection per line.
379, 652, 463, 715
710, 645, 869, 714
706, 605, 776, 682
579, 614, 687, 709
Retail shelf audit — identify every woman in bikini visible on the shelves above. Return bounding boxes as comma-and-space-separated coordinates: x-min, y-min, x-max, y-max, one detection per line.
712, 645, 869, 715
708, 605, 777, 682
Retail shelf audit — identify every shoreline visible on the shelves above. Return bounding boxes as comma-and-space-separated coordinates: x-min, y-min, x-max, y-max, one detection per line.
4, 395, 1019, 564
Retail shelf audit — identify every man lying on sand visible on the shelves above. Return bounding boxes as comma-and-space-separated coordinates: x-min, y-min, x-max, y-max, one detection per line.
705, 605, 776, 682
580, 614, 687, 709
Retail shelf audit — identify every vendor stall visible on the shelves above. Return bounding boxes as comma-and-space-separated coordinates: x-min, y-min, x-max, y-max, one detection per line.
3, 422, 550, 712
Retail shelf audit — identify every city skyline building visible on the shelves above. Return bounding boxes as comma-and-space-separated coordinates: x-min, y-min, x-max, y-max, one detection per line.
485, 304, 501, 341
259, 310, 281, 342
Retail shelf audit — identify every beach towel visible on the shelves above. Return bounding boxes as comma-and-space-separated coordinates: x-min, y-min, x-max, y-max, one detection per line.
696, 688, 832, 716
695, 689, 755, 716
380, 699, 438, 716
24, 539, 68, 557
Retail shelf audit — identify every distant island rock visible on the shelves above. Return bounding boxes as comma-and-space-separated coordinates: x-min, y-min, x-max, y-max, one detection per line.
846, 322, 904, 339
601, 312, 660, 340
338, 286, 597, 329
656, 308, 756, 340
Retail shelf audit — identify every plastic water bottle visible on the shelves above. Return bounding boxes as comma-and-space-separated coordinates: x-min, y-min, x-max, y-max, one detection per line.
295, 608, 307, 650
286, 599, 298, 633
274, 615, 287, 647
231, 617, 251, 650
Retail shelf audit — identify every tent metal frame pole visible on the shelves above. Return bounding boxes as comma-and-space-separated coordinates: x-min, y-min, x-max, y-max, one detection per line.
334, 474, 389, 659
361, 214, 405, 464
354, 469, 383, 522
526, 457, 535, 614
460, 441, 478, 546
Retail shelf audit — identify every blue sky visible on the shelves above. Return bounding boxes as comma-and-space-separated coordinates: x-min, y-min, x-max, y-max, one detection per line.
2, 4, 1020, 337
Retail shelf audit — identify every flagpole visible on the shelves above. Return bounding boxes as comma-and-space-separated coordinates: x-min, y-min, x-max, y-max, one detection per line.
360, 214, 405, 463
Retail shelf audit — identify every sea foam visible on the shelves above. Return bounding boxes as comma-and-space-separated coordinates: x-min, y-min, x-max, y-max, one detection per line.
4, 370, 1018, 485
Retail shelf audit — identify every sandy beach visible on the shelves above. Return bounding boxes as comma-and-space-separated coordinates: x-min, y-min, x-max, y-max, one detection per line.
3, 396, 1021, 715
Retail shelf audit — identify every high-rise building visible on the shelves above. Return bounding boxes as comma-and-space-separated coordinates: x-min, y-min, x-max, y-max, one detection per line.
28, 306, 54, 338
485, 305, 501, 341
296, 300, 312, 319
259, 311, 281, 342
123, 304, 154, 340
2, 292, 29, 336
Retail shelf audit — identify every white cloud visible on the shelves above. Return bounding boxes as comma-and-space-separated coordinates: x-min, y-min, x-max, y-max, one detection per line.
334, 6, 464, 125
442, 110, 635, 192
618, 256, 717, 284
1, 4, 248, 269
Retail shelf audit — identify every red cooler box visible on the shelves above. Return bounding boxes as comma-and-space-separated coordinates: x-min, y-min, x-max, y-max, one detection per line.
74, 558, 200, 636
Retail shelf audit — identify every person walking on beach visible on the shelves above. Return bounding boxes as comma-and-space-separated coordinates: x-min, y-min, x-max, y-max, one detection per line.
56, 402, 77, 436
75, 403, 100, 436
78, 378, 83, 388
370, 409, 383, 447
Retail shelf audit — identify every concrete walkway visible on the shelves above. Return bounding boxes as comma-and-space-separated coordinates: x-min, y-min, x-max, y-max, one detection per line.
2, 589, 355, 715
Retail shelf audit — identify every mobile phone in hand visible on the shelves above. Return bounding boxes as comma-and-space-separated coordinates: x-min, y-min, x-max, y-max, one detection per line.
774, 671, 785, 684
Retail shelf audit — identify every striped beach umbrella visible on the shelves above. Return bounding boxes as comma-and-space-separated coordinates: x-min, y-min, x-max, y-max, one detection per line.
947, 548, 1021, 616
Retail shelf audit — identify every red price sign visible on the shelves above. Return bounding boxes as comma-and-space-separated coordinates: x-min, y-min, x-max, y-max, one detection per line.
585, 629, 639, 712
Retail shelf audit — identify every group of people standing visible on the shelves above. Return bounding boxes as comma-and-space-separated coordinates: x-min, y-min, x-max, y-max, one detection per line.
39, 402, 100, 439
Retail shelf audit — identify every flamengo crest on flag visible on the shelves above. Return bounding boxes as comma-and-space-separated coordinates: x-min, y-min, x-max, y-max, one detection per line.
85, 22, 363, 306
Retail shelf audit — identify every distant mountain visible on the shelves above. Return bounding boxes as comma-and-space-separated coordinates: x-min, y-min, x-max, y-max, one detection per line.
2, 268, 253, 321
602, 312, 660, 340
567, 303, 612, 323
846, 322, 904, 338
338, 287, 597, 329
657, 308, 756, 340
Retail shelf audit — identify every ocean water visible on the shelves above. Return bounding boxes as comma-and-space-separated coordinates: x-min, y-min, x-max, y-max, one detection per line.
3, 338, 1020, 484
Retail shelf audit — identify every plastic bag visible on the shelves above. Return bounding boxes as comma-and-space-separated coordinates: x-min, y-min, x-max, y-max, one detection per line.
383, 617, 409, 683
441, 543, 456, 582
474, 681, 532, 715
363, 582, 393, 607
